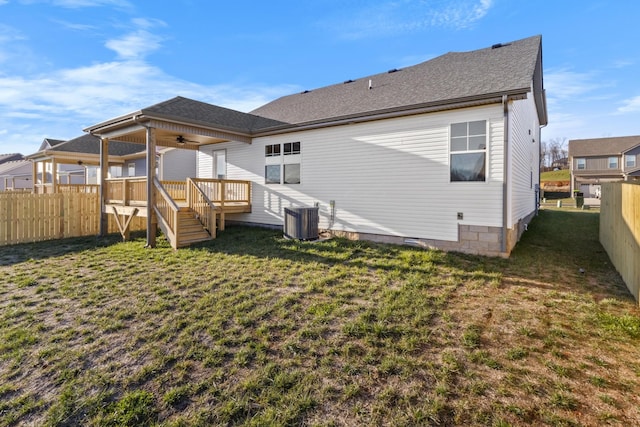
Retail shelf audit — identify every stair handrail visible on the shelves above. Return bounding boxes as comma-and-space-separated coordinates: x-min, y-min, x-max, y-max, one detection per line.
153, 177, 180, 248
186, 177, 218, 237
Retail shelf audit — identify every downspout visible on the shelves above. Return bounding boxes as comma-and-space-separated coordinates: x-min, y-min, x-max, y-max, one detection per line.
502, 95, 509, 254
538, 122, 548, 215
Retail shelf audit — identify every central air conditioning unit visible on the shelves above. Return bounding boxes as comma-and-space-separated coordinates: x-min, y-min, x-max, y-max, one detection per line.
283, 207, 319, 240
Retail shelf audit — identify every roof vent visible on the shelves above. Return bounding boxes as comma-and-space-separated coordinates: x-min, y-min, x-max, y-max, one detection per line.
343, 79, 355, 84
491, 42, 511, 49
387, 68, 400, 73
301, 90, 310, 94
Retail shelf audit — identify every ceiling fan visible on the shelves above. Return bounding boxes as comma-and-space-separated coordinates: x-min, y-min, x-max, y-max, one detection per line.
175, 135, 199, 145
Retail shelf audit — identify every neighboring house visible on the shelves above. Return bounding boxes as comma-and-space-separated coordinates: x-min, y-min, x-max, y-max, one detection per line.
0, 153, 24, 165
551, 157, 568, 170
568, 135, 640, 198
0, 159, 33, 191
37, 138, 66, 151
26, 134, 196, 191
85, 35, 547, 256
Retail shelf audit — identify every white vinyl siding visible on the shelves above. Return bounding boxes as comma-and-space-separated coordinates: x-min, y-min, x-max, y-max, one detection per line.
509, 95, 541, 227
160, 148, 196, 181
199, 105, 504, 242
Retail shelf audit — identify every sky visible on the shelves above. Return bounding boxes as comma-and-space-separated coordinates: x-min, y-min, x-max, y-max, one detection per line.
0, 0, 639, 155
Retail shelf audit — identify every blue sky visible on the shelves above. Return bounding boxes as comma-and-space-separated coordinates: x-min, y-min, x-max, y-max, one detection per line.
0, 0, 639, 155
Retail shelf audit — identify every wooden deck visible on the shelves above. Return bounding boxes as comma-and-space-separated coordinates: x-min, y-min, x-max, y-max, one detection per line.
105, 178, 251, 248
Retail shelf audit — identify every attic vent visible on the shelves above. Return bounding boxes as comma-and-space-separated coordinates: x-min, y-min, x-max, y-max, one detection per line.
491, 43, 511, 49
343, 79, 355, 84
301, 90, 311, 94
387, 68, 400, 73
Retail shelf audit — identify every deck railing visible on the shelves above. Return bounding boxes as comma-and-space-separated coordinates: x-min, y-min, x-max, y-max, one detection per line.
153, 178, 180, 249
162, 181, 187, 201
34, 183, 100, 194
106, 177, 147, 205
192, 178, 251, 208
104, 178, 251, 207
186, 178, 216, 237
58, 184, 99, 194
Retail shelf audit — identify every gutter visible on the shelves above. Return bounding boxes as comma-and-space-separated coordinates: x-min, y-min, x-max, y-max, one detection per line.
254, 91, 529, 137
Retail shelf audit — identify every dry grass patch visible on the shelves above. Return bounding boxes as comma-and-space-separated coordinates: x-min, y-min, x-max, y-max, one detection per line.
1, 209, 639, 426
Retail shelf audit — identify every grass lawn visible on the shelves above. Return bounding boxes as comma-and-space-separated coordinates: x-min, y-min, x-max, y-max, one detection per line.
1, 209, 639, 426
541, 170, 570, 182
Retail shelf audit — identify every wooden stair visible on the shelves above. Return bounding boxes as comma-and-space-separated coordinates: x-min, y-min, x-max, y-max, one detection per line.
176, 209, 213, 247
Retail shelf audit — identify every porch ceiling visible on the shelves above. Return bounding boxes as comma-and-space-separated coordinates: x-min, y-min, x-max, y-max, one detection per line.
88, 117, 252, 149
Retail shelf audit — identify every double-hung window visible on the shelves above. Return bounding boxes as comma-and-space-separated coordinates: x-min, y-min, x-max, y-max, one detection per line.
576, 158, 586, 170
625, 154, 636, 168
265, 142, 301, 184
450, 120, 486, 182
608, 157, 618, 169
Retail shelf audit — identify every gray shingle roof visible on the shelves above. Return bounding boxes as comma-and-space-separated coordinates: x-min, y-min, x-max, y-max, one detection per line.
0, 153, 24, 165
50, 134, 145, 156
141, 96, 287, 133
569, 136, 640, 157
37, 138, 66, 151
251, 35, 542, 125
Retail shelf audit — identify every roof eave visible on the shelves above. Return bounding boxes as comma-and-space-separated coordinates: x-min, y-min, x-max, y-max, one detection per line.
85, 111, 254, 142
253, 90, 529, 136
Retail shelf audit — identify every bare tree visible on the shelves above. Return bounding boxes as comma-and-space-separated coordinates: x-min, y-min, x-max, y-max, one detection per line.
546, 137, 568, 168
540, 140, 549, 169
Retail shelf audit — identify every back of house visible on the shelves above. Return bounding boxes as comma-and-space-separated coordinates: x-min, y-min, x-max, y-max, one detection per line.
197, 35, 547, 256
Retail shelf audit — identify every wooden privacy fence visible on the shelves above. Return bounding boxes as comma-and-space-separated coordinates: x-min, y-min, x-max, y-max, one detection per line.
0, 192, 145, 246
600, 182, 640, 304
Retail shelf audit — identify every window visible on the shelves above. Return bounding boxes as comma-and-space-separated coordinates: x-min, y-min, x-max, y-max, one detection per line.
608, 157, 618, 169
109, 165, 122, 178
284, 164, 300, 184
265, 144, 281, 157
284, 142, 300, 155
625, 154, 636, 168
450, 120, 486, 182
128, 163, 136, 177
265, 165, 280, 184
576, 158, 586, 170
213, 149, 227, 179
265, 142, 301, 184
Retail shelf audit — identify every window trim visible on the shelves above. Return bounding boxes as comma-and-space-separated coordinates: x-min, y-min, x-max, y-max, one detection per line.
608, 156, 619, 169
449, 120, 487, 182
625, 154, 636, 168
265, 142, 301, 185
576, 158, 586, 170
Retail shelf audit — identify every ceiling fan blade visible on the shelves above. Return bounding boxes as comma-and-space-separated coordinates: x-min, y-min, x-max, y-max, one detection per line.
176, 135, 199, 144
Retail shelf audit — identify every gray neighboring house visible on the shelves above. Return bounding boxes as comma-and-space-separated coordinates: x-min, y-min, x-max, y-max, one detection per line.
569, 135, 640, 198
0, 153, 25, 165
27, 134, 196, 192
0, 158, 32, 191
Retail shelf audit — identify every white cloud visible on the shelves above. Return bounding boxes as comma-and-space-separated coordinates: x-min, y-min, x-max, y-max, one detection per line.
0, 56, 297, 154
324, 0, 494, 39
617, 96, 640, 113
544, 68, 602, 104
51, 19, 97, 31
105, 30, 163, 59
48, 0, 131, 8
0, 24, 26, 43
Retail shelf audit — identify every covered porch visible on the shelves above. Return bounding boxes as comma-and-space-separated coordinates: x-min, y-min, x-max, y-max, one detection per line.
83, 97, 262, 249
